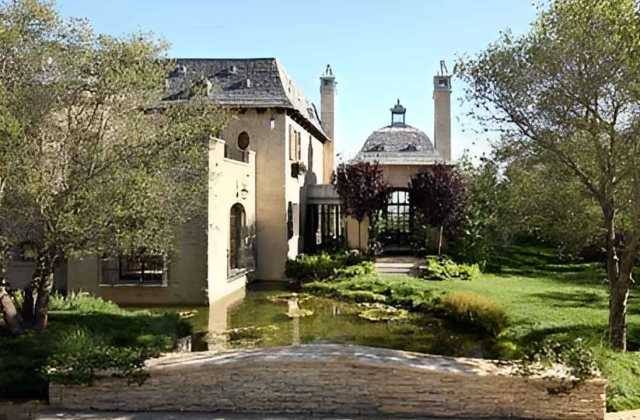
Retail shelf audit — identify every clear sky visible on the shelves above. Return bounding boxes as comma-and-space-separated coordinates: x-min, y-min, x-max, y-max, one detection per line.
57, 0, 538, 161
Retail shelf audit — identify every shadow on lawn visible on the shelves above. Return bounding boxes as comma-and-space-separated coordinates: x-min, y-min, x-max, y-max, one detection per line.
530, 290, 608, 310
487, 246, 606, 285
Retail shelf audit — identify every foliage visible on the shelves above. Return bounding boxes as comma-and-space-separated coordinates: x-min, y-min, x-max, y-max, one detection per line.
0, 0, 228, 334
397, 245, 640, 411
409, 164, 468, 255
45, 328, 152, 386
50, 292, 122, 313
456, 0, 640, 350
502, 156, 604, 260
452, 153, 510, 268
304, 274, 435, 310
284, 252, 373, 283
0, 294, 191, 399
440, 292, 507, 337
517, 337, 599, 382
331, 161, 389, 250
421, 256, 480, 281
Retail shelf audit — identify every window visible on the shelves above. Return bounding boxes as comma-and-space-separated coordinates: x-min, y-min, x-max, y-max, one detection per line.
229, 203, 247, 272
289, 126, 303, 162
287, 202, 299, 240
438, 78, 449, 88
101, 253, 167, 285
237, 132, 250, 150
289, 125, 295, 160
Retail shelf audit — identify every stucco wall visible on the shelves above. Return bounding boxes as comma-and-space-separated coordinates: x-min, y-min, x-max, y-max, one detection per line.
382, 164, 429, 189
66, 217, 208, 306
208, 139, 256, 303
221, 111, 286, 281
50, 345, 607, 420
285, 114, 325, 261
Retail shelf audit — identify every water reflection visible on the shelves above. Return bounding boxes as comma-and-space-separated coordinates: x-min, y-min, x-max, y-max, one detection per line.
183, 282, 495, 358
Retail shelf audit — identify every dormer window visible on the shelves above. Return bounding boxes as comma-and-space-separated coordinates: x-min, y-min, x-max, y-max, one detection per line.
390, 99, 406, 126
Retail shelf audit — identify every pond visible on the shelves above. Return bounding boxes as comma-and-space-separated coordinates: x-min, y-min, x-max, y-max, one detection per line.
146, 282, 494, 358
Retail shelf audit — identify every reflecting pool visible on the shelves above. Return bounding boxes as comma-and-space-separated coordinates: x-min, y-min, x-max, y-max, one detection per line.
144, 282, 493, 358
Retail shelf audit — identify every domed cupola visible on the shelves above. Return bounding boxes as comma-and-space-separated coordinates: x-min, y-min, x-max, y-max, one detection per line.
354, 100, 444, 165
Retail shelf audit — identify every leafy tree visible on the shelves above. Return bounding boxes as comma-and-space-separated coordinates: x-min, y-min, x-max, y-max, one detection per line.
456, 0, 640, 350
409, 164, 468, 256
503, 154, 604, 259
453, 153, 509, 267
331, 162, 389, 251
0, 0, 228, 335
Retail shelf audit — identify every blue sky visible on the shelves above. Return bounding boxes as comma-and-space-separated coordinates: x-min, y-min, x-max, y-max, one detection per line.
57, 0, 537, 161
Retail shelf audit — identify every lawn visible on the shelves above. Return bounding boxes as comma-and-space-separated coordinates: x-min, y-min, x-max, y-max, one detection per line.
387, 246, 640, 412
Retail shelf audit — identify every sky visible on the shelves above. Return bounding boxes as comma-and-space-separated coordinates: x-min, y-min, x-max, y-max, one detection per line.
57, 0, 538, 161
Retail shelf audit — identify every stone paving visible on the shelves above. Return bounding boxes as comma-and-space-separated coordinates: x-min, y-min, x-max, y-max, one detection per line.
35, 409, 509, 420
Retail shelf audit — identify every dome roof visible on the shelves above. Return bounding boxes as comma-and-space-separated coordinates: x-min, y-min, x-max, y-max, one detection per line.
354, 123, 444, 165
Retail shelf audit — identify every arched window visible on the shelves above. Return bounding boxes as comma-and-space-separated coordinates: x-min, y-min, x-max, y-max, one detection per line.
229, 203, 247, 271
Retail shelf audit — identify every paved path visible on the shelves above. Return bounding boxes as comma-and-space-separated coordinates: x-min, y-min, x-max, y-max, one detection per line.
607, 410, 640, 420
35, 409, 495, 420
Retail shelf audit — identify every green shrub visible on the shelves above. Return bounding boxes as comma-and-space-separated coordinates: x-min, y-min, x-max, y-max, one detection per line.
50, 291, 122, 313
0, 294, 191, 399
45, 328, 153, 385
304, 274, 435, 309
421, 256, 480, 281
440, 292, 507, 336
334, 261, 375, 278
285, 253, 340, 282
517, 337, 599, 382
285, 252, 373, 283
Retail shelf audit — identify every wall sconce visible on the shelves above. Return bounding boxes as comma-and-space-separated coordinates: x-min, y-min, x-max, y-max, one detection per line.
270, 116, 275, 130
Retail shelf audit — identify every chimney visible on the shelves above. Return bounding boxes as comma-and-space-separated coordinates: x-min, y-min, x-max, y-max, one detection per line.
320, 64, 337, 183
433, 60, 452, 163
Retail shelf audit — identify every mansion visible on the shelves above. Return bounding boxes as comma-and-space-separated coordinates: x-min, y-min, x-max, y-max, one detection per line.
7, 58, 452, 306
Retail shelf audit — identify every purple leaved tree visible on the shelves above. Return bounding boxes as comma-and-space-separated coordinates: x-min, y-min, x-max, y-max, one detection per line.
331, 162, 389, 251
410, 164, 468, 256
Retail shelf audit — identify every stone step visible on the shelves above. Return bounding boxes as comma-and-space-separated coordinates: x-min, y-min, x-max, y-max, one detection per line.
374, 263, 415, 269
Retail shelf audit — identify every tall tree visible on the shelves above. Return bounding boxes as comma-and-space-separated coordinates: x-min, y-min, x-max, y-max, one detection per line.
0, 0, 228, 334
331, 162, 389, 251
456, 0, 640, 350
409, 164, 468, 256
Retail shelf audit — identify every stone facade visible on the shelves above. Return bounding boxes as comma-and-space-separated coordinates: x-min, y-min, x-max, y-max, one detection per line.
50, 345, 607, 420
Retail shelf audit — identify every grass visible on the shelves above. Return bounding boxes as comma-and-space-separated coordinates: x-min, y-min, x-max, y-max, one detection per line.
382, 246, 640, 412
0, 293, 191, 400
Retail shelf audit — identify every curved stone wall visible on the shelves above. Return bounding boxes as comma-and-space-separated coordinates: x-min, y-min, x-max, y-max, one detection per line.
50, 345, 606, 419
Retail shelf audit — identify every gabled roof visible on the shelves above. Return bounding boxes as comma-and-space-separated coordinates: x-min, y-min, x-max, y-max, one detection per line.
165, 58, 329, 142
354, 124, 444, 165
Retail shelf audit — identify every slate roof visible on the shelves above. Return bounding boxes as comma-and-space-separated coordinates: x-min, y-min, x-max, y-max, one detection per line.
164, 58, 329, 142
354, 124, 444, 165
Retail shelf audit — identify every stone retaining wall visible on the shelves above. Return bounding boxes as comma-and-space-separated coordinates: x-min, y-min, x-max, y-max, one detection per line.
49, 345, 607, 419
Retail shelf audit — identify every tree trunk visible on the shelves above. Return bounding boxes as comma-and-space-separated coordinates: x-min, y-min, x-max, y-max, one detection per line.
438, 225, 444, 256
609, 275, 630, 351
33, 254, 57, 333
358, 221, 362, 252
603, 204, 634, 351
0, 249, 24, 335
0, 284, 24, 335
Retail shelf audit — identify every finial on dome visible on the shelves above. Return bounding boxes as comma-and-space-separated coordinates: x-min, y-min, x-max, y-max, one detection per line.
390, 100, 406, 125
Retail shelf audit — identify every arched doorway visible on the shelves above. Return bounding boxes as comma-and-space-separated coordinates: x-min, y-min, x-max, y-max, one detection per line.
376, 189, 414, 251
229, 203, 246, 272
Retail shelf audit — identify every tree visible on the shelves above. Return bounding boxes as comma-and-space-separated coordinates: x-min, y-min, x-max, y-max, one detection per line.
409, 164, 468, 256
456, 0, 640, 350
331, 162, 389, 251
454, 153, 510, 267
0, 0, 228, 335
